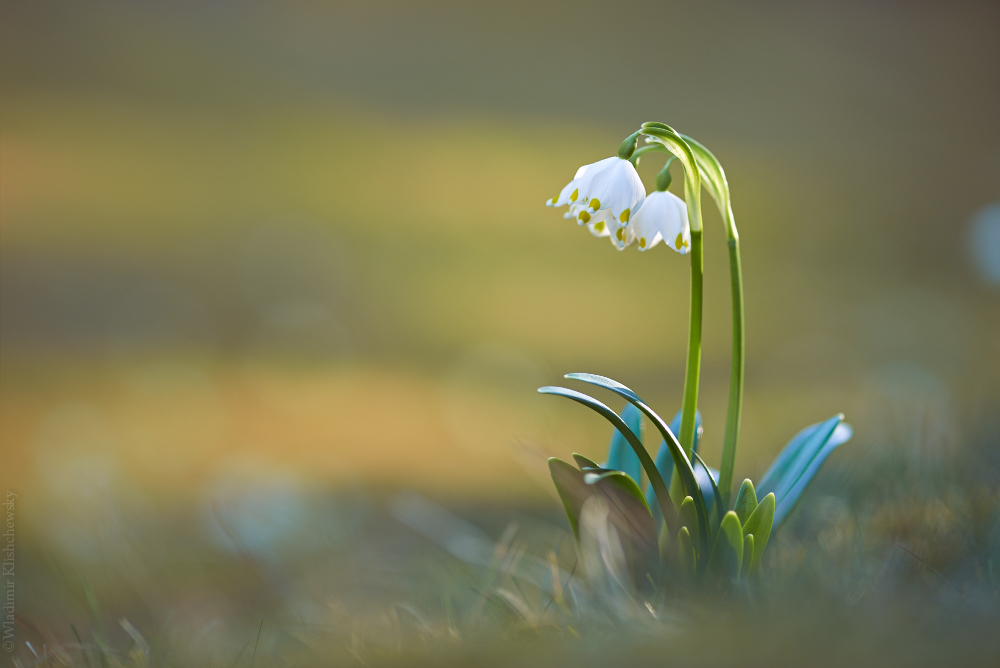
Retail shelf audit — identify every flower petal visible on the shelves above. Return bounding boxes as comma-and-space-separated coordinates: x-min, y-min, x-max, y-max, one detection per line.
547, 156, 618, 208
629, 191, 689, 254
582, 159, 645, 221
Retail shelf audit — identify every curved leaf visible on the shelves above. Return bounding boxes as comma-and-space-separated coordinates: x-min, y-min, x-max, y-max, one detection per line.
583, 470, 650, 515
603, 403, 643, 484
692, 451, 724, 529
539, 386, 680, 537
757, 415, 842, 499
548, 458, 657, 560
548, 458, 588, 539
560, 374, 710, 557
647, 409, 702, 526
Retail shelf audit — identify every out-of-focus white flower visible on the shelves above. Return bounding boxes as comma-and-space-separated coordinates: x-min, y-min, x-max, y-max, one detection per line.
627, 190, 690, 254
546, 157, 618, 208
579, 158, 645, 225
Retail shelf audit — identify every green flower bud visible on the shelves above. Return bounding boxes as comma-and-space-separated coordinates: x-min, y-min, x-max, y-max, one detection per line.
617, 130, 642, 160
655, 156, 676, 192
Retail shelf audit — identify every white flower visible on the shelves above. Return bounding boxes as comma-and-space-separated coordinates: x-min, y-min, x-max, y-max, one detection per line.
570, 203, 630, 250
546, 157, 618, 208
579, 158, 645, 225
627, 190, 690, 254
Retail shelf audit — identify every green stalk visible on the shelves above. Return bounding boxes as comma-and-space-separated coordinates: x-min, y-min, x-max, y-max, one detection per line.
720, 230, 744, 509
639, 124, 704, 509
679, 228, 703, 459
679, 135, 743, 509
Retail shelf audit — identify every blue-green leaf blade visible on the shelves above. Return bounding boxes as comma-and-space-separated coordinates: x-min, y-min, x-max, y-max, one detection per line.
757, 415, 843, 501
560, 375, 711, 557
773, 422, 853, 527
604, 403, 643, 483
647, 409, 703, 526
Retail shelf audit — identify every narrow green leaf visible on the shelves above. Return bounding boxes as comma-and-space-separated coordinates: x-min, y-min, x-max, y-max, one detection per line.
741, 533, 754, 579
558, 375, 710, 559
733, 479, 758, 526
647, 409, 702, 526
742, 492, 775, 574
692, 451, 724, 529
604, 403, 642, 483
708, 511, 744, 582
677, 526, 695, 576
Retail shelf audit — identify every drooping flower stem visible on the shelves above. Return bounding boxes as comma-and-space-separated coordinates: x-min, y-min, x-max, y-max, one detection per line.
720, 231, 744, 509
680, 135, 743, 510
639, 124, 704, 507
636, 131, 746, 509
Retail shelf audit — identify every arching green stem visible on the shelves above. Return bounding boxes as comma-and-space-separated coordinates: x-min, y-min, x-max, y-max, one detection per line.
634, 130, 746, 510
639, 124, 703, 502
680, 135, 744, 509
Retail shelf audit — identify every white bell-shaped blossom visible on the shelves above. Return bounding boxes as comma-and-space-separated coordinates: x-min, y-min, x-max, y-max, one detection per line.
578, 158, 645, 225
546, 157, 618, 208
570, 203, 630, 250
627, 190, 690, 254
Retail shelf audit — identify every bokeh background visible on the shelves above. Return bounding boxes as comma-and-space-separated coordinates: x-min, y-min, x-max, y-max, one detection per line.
1, 0, 999, 663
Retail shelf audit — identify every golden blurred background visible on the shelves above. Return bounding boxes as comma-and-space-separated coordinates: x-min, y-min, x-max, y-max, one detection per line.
1, 2, 999, 641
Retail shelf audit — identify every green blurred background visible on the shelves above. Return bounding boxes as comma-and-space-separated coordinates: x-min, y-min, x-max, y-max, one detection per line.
1, 0, 999, 659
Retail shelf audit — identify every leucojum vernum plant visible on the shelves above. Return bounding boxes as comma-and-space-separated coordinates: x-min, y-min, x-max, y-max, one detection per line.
541, 122, 853, 588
